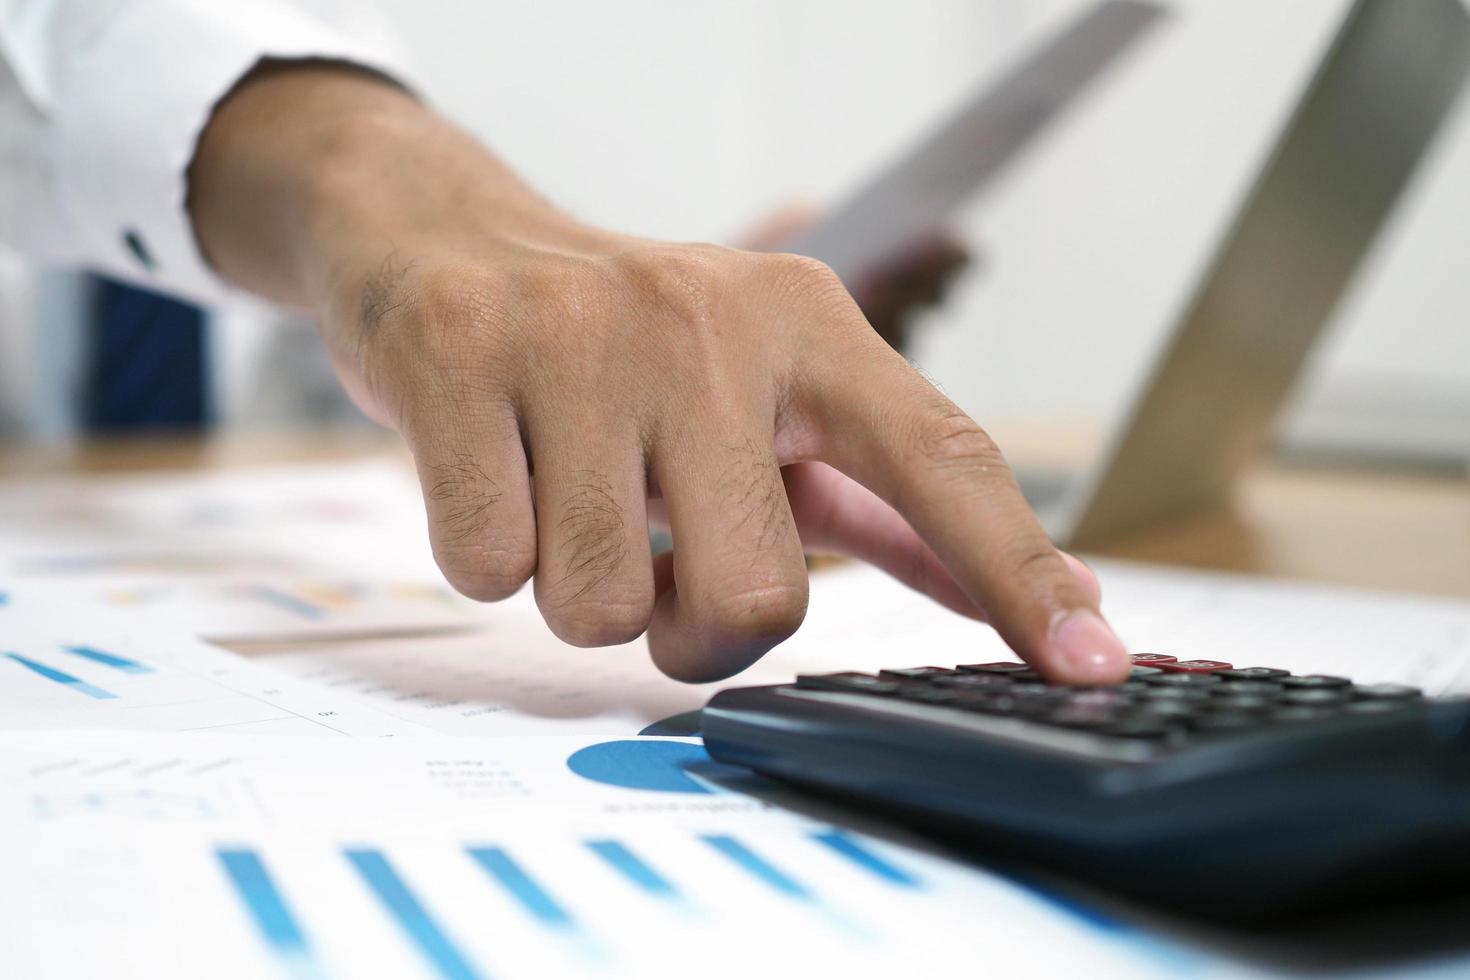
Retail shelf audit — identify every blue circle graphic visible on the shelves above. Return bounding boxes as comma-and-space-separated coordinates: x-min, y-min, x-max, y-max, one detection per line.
566, 740, 716, 794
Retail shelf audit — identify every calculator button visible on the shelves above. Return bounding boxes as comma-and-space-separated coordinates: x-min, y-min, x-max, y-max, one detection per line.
1280, 689, 1350, 707
957, 662, 1032, 675
1211, 681, 1283, 698
1190, 712, 1259, 733
1208, 695, 1273, 713
879, 667, 957, 681
1159, 660, 1233, 674
1067, 690, 1130, 709
957, 695, 1021, 716
1008, 683, 1057, 698
1145, 673, 1223, 688
895, 686, 962, 705
1129, 666, 1165, 678
1279, 674, 1351, 690
1130, 654, 1177, 667
932, 673, 1015, 691
1140, 685, 1213, 702
1048, 705, 1120, 730
1353, 683, 1421, 700
1217, 667, 1290, 681
796, 673, 901, 695
1132, 700, 1198, 720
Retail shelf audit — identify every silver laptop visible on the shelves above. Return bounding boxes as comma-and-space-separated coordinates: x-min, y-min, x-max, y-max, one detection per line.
794, 0, 1470, 549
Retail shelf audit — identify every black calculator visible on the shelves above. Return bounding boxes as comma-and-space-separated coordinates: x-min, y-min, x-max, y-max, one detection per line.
702, 655, 1470, 920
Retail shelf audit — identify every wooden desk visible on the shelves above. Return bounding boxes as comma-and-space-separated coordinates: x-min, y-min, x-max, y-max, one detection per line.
3, 431, 1467, 599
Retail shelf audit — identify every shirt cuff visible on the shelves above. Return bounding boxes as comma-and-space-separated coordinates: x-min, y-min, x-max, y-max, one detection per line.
50, 1, 408, 308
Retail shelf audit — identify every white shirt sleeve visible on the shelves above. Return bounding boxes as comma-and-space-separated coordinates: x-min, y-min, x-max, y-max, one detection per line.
0, 0, 409, 307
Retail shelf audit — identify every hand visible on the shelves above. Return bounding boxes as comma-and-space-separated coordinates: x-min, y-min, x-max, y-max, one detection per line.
738, 204, 971, 355
189, 63, 1129, 684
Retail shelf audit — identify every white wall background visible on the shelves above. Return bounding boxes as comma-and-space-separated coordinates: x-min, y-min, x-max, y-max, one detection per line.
379, 0, 1470, 461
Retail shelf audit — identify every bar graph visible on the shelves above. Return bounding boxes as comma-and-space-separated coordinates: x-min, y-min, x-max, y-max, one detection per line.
64, 645, 154, 674
207, 828, 931, 980
811, 830, 923, 889
466, 847, 577, 932
4, 652, 116, 699
216, 848, 327, 980
343, 848, 486, 980
243, 585, 328, 621
584, 839, 682, 903
701, 834, 815, 901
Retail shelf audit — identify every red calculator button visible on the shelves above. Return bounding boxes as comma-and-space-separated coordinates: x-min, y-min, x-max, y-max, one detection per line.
1130, 653, 1178, 666
1159, 659, 1233, 674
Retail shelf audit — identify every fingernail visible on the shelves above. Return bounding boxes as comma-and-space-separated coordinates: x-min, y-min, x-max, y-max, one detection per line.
1049, 609, 1129, 683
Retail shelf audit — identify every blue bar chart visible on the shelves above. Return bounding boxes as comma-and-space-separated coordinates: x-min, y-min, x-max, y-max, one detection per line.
584, 839, 682, 903
3, 652, 116, 699
216, 848, 326, 980
64, 645, 154, 674
466, 846, 578, 932
343, 848, 486, 980
210, 828, 929, 980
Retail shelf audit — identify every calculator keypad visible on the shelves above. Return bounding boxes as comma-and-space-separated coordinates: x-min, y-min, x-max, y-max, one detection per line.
794, 654, 1425, 743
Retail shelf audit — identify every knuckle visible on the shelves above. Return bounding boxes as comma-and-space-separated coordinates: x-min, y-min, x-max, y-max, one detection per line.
540, 592, 655, 648
912, 410, 1006, 475
700, 580, 808, 648
408, 265, 509, 370
516, 255, 614, 325
436, 542, 536, 601
614, 245, 726, 329
765, 253, 850, 310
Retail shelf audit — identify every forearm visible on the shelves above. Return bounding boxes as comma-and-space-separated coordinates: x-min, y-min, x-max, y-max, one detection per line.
187, 61, 593, 312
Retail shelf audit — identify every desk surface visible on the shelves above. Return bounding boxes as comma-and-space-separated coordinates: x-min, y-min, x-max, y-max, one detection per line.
3, 431, 1467, 600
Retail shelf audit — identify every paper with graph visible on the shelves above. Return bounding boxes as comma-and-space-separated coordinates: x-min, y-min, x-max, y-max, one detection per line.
0, 731, 1219, 980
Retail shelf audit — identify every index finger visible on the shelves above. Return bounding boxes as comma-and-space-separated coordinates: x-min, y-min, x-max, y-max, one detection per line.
807, 332, 1130, 685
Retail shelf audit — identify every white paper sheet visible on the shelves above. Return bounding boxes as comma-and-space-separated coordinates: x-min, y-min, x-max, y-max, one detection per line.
0, 732, 1224, 980
0, 587, 431, 735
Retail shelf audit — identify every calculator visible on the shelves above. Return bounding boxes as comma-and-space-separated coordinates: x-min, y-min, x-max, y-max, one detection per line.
701, 655, 1470, 920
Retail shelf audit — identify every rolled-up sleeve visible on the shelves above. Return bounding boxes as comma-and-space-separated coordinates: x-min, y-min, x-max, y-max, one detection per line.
0, 0, 407, 306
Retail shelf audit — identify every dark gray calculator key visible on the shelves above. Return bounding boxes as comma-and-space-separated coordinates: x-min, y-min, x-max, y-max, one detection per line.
1141, 685, 1213, 702
957, 695, 1019, 715
1190, 712, 1260, 733
1129, 666, 1165, 678
1211, 681, 1283, 698
1048, 705, 1120, 730
1132, 700, 1198, 721
1281, 689, 1351, 707
1118, 680, 1153, 695
895, 686, 962, 705
1008, 683, 1058, 698
957, 662, 1032, 675
1145, 673, 1222, 688
1209, 695, 1273, 713
1067, 690, 1130, 709
1280, 674, 1351, 690
1217, 668, 1290, 681
879, 667, 958, 681
932, 673, 1015, 691
796, 673, 901, 695
1353, 683, 1421, 700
